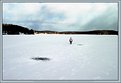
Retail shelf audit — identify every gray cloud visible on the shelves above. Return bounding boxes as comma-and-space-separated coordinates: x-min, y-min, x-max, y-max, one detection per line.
3, 3, 118, 31
81, 6, 118, 31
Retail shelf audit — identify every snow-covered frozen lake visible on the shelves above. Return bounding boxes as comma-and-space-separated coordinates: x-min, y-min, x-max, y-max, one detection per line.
3, 34, 118, 80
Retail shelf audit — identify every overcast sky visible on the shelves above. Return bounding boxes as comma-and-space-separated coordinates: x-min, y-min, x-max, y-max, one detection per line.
3, 3, 118, 31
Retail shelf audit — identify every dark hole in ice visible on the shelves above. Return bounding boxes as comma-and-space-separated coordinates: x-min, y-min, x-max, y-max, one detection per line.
77, 44, 83, 46
32, 57, 50, 61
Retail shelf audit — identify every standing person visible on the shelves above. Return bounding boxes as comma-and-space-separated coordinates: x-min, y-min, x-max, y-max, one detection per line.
69, 37, 73, 44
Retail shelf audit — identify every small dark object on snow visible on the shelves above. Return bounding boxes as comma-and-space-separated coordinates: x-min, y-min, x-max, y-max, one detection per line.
32, 57, 50, 61
77, 44, 83, 46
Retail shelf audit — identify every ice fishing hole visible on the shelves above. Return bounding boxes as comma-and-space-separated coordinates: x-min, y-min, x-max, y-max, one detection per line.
32, 57, 50, 61
77, 44, 83, 46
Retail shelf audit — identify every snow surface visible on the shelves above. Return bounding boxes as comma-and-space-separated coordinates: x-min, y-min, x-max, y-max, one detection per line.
3, 34, 118, 80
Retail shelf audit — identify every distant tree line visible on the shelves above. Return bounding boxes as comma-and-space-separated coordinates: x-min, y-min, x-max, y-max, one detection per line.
2, 24, 118, 35
35, 30, 118, 35
2, 24, 34, 35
